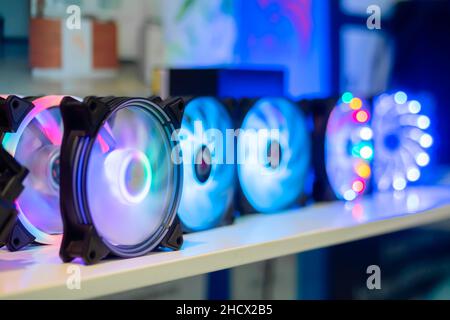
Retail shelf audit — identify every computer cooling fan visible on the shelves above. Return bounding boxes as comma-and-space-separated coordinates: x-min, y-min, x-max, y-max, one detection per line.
309, 93, 374, 201
178, 97, 235, 232
372, 92, 432, 191
0, 146, 28, 247
236, 98, 311, 213
59, 96, 185, 264
0, 95, 68, 250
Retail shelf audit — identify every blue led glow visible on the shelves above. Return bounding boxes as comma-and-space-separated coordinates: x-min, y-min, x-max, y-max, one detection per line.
178, 97, 235, 231
237, 98, 310, 213
373, 92, 433, 191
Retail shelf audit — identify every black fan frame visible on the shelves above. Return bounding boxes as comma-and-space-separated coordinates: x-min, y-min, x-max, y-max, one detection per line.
0, 95, 37, 250
59, 96, 185, 265
0, 145, 28, 247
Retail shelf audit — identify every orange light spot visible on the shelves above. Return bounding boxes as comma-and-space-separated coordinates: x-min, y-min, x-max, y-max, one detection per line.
350, 98, 363, 110
355, 162, 371, 179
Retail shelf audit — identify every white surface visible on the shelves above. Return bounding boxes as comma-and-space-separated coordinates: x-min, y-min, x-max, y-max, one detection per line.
1, 186, 450, 299
62, 19, 92, 76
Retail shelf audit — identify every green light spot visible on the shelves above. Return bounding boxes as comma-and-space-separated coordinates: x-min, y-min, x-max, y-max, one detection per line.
342, 92, 353, 104
352, 142, 374, 161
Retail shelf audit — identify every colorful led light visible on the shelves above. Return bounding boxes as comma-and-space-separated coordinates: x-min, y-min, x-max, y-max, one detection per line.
394, 91, 408, 104
408, 100, 422, 114
342, 92, 353, 104
343, 190, 357, 201
360, 127, 373, 141
419, 134, 433, 148
355, 110, 369, 123
373, 92, 432, 191
325, 94, 373, 201
417, 115, 431, 130
407, 168, 421, 182
350, 98, 363, 110
393, 177, 407, 191
355, 162, 371, 179
416, 152, 430, 167
360, 146, 374, 160
352, 142, 374, 160
352, 180, 365, 193
1, 96, 74, 245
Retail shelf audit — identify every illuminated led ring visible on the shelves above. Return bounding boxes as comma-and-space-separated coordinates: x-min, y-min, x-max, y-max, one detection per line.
325, 93, 374, 201
1, 95, 79, 244
373, 91, 432, 191
178, 97, 235, 231
237, 98, 310, 213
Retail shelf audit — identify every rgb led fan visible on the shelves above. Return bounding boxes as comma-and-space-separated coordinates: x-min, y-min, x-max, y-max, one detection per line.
236, 98, 311, 213
372, 92, 433, 191
309, 93, 374, 201
178, 97, 235, 232
0, 146, 28, 247
0, 95, 68, 250
59, 96, 185, 264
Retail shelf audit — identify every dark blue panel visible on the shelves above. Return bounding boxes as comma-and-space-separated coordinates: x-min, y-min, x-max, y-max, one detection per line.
208, 270, 231, 300
218, 68, 285, 98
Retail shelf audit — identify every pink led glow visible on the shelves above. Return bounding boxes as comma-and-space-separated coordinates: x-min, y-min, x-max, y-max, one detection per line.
1, 95, 75, 245
32, 96, 65, 146
97, 135, 110, 154
98, 121, 117, 154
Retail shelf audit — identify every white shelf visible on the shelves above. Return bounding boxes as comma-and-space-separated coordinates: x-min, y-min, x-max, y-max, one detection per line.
1, 186, 450, 299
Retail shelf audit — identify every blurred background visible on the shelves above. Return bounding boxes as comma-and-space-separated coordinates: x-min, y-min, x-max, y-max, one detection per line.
1, 0, 450, 299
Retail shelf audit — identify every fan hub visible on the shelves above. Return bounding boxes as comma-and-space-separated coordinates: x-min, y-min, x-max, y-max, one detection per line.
266, 140, 282, 169
30, 145, 60, 195
384, 133, 400, 151
194, 145, 212, 184
104, 149, 152, 204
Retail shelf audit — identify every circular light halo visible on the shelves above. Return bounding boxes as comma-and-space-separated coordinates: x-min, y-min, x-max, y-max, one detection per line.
75, 98, 182, 257
373, 92, 432, 191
